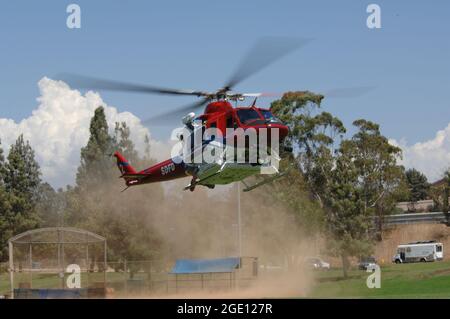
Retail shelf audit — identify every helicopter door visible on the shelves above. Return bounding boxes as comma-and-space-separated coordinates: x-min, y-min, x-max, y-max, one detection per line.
223, 116, 234, 157
225, 116, 234, 140
399, 248, 406, 262
209, 121, 217, 141
226, 116, 233, 129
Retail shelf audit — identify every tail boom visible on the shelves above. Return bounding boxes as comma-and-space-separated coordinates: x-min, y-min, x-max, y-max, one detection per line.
114, 151, 137, 175
113, 151, 187, 187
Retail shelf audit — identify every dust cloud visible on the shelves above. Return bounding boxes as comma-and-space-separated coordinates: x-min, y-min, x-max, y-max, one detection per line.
112, 170, 450, 298
122, 178, 319, 298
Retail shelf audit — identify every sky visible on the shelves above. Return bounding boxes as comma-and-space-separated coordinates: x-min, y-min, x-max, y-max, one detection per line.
0, 1, 449, 187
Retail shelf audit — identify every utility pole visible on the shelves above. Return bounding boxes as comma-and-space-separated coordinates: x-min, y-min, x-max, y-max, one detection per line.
237, 183, 242, 259
236, 182, 242, 290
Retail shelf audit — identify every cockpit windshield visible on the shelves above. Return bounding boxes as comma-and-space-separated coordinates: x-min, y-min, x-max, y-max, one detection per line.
237, 109, 262, 124
260, 110, 281, 123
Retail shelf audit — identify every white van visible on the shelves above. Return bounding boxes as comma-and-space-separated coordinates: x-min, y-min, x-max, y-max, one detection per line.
392, 241, 443, 263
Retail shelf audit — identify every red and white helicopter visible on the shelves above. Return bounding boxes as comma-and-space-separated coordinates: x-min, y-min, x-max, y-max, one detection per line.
62, 37, 309, 191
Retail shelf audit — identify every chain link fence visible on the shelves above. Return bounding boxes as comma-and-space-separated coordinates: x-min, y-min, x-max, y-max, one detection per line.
2, 259, 259, 298
2, 260, 169, 298
105, 260, 171, 297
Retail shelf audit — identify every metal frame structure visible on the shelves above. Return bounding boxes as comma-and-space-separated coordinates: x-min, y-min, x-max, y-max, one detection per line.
8, 227, 106, 298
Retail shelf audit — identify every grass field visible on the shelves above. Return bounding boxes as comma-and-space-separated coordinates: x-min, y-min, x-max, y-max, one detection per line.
0, 273, 9, 295
3, 260, 450, 298
309, 260, 450, 298
0, 272, 113, 296
0, 271, 168, 297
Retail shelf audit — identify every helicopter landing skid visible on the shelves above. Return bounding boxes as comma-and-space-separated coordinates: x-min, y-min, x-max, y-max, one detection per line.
183, 171, 221, 192
241, 167, 292, 192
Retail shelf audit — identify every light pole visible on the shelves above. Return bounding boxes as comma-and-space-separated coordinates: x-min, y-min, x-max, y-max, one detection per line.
236, 182, 242, 290
237, 182, 242, 259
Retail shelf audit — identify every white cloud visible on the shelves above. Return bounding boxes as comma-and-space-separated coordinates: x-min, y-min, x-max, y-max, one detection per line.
0, 77, 170, 188
390, 123, 450, 182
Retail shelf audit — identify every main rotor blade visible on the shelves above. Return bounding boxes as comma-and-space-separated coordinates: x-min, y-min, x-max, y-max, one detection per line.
241, 92, 281, 98
142, 97, 210, 126
224, 36, 312, 90
57, 73, 207, 97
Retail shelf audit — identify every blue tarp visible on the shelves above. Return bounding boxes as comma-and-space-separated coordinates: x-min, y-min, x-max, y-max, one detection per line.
171, 257, 240, 274
14, 288, 86, 299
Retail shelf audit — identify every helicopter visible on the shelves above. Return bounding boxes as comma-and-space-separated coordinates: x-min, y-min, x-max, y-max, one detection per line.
60, 37, 310, 192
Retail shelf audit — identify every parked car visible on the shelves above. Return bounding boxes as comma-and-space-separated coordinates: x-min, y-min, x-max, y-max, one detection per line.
305, 257, 330, 270
358, 256, 377, 270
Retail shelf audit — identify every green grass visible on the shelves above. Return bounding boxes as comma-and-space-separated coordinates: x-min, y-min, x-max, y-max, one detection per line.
309, 260, 450, 298
0, 270, 170, 297
3, 261, 450, 298
0, 273, 9, 295
0, 271, 152, 296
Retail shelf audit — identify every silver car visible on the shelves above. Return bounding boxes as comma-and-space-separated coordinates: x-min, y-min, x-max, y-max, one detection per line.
306, 257, 331, 270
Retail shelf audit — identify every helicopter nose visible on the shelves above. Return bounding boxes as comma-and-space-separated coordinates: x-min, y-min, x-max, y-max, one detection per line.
266, 124, 289, 141
278, 125, 289, 140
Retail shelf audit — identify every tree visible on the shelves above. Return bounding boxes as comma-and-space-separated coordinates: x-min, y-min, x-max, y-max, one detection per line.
325, 140, 373, 277
271, 95, 406, 276
430, 170, 450, 213
270, 91, 347, 233
323, 120, 406, 276
4, 135, 41, 201
271, 91, 346, 208
4, 135, 41, 227
66, 107, 165, 262
142, 134, 155, 167
405, 168, 429, 202
114, 122, 138, 166
0, 141, 12, 260
0, 139, 5, 185
269, 163, 324, 238
444, 171, 450, 213
269, 92, 347, 265
349, 120, 406, 239
76, 106, 115, 190
0, 135, 41, 260
0, 187, 13, 261
36, 183, 66, 227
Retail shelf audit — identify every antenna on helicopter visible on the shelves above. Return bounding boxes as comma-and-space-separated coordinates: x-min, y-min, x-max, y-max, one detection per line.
251, 97, 258, 107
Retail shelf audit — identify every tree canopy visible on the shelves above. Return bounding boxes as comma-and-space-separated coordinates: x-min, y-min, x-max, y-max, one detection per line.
271, 93, 406, 276
405, 168, 430, 202
0, 135, 42, 260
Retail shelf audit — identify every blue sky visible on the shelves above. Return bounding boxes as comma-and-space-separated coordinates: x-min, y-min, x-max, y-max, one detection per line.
0, 1, 449, 185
